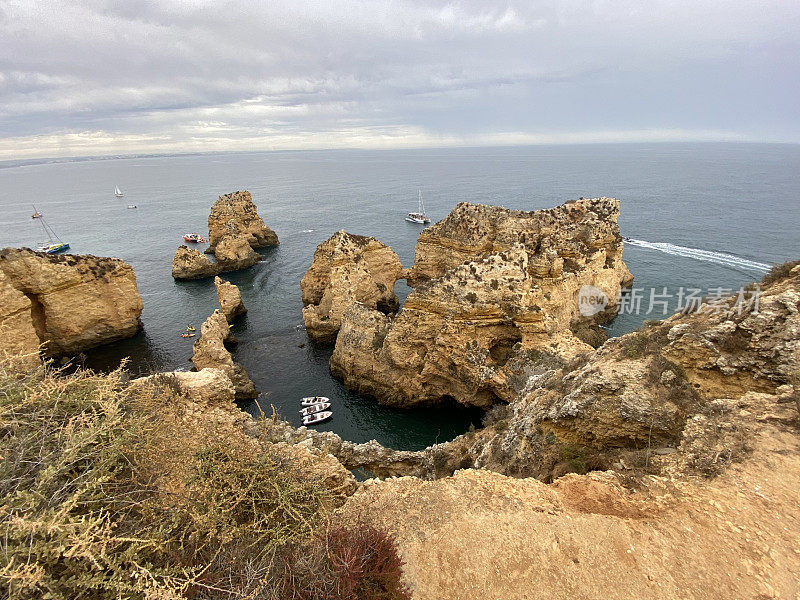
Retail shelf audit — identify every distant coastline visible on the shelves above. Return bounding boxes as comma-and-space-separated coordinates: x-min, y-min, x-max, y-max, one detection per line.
3, 140, 798, 171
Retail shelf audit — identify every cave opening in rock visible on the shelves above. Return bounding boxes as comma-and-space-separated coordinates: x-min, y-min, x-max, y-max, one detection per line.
488, 331, 523, 367
24, 292, 48, 350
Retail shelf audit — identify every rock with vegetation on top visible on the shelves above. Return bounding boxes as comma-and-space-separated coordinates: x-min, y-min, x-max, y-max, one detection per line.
330, 198, 633, 409
301, 230, 403, 341
414, 261, 800, 480
191, 309, 257, 400
215, 276, 246, 322
172, 245, 222, 280
0, 248, 143, 356
207, 190, 279, 253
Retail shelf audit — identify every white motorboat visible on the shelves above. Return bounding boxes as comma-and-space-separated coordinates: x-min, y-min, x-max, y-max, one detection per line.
299, 402, 331, 416
301, 396, 330, 406
405, 190, 430, 224
302, 410, 332, 426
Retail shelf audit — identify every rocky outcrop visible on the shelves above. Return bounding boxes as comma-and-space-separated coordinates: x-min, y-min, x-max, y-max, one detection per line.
330, 198, 633, 409
398, 262, 800, 480
0, 248, 143, 356
301, 231, 403, 341
207, 190, 278, 253
212, 234, 260, 270
171, 245, 222, 280
0, 269, 41, 366
130, 368, 356, 500
406, 198, 632, 286
215, 276, 246, 322
191, 310, 258, 400
258, 417, 430, 479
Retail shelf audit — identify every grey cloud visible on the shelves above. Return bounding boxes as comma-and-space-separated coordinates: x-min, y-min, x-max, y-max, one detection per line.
0, 0, 798, 158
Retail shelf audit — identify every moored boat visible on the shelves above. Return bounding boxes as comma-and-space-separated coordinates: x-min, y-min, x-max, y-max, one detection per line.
301, 396, 330, 406
37, 241, 70, 254
35, 216, 70, 254
405, 189, 431, 224
183, 233, 207, 243
299, 402, 331, 416
302, 410, 332, 426
31, 205, 43, 219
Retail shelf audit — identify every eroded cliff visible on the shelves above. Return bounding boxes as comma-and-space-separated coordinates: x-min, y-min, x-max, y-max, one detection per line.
301, 230, 403, 341
191, 309, 258, 400
207, 190, 278, 253
330, 198, 633, 408
0, 248, 143, 356
215, 276, 246, 322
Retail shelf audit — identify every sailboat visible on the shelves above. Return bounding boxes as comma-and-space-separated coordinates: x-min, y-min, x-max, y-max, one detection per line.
114, 185, 124, 197
405, 190, 430, 224
35, 216, 70, 254
31, 205, 43, 219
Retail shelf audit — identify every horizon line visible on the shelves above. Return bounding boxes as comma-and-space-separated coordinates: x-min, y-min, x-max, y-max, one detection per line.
2, 138, 798, 169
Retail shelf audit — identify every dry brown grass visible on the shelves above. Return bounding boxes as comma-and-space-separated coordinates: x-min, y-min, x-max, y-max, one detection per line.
0, 357, 409, 600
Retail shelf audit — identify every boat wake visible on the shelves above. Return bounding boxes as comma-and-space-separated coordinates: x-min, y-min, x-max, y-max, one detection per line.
625, 239, 771, 273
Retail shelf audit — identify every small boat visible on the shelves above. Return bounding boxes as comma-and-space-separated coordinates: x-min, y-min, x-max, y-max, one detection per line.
115, 185, 124, 197
301, 396, 330, 406
299, 402, 331, 416
405, 190, 431, 224
186, 326, 196, 332
183, 233, 207, 243
127, 204, 137, 209
180, 333, 195, 338
35, 216, 70, 254
37, 242, 70, 254
31, 205, 43, 219
302, 411, 332, 426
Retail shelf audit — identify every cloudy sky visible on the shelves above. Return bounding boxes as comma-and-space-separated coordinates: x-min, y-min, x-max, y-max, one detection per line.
1, 0, 798, 159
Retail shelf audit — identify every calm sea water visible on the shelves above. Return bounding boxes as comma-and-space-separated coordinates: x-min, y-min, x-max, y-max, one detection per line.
1, 143, 798, 449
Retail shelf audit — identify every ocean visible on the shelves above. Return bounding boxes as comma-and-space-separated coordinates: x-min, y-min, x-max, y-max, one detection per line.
1, 143, 798, 449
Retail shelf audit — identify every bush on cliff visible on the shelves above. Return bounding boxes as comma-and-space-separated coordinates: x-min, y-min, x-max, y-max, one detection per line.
0, 359, 410, 600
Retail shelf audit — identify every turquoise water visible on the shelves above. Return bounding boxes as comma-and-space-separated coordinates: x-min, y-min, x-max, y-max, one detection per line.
1, 143, 797, 449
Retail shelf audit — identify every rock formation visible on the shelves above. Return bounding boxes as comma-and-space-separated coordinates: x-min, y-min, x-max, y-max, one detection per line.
0, 269, 41, 366
215, 276, 246, 322
191, 309, 258, 400
207, 190, 278, 253
171, 245, 222, 280
0, 248, 143, 356
301, 231, 403, 341
173, 191, 278, 279
130, 368, 356, 499
330, 198, 633, 408
212, 234, 260, 270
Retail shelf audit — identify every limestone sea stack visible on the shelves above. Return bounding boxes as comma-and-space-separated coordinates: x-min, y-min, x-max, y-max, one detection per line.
172, 245, 222, 280
330, 198, 633, 409
0, 248, 143, 357
173, 190, 278, 280
207, 190, 279, 253
215, 276, 246, 322
191, 309, 258, 400
301, 231, 403, 341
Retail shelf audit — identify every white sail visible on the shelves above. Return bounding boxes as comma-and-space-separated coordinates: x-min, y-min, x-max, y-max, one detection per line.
115, 185, 123, 197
